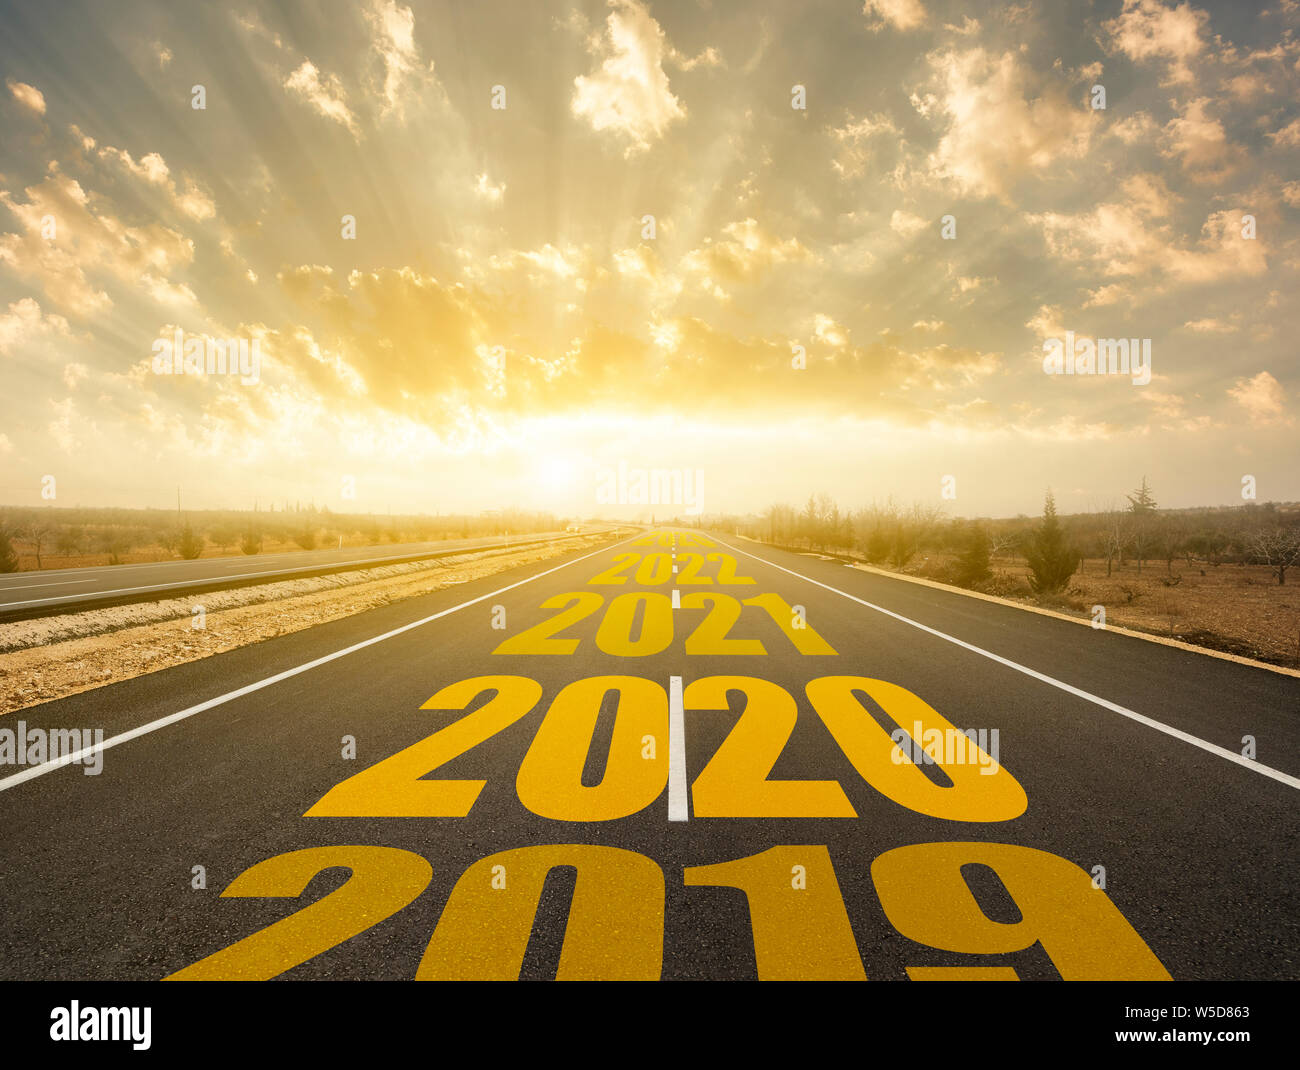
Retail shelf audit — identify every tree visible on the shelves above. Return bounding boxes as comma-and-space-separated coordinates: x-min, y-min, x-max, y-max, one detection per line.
1126, 476, 1157, 574
801, 495, 818, 549
176, 524, 205, 560
1093, 500, 1129, 576
865, 525, 890, 563
988, 530, 1018, 561
23, 521, 54, 569
94, 529, 133, 564
56, 526, 85, 556
1158, 514, 1187, 575
890, 504, 944, 568
1245, 525, 1300, 585
292, 528, 317, 550
0, 527, 18, 572
954, 522, 993, 587
240, 528, 263, 555
208, 522, 239, 554
1026, 491, 1079, 595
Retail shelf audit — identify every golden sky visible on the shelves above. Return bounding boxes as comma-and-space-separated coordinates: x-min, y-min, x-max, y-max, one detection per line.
0, 0, 1297, 517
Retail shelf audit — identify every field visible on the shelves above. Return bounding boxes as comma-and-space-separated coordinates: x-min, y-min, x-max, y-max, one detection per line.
889, 551, 1300, 669
0, 505, 568, 572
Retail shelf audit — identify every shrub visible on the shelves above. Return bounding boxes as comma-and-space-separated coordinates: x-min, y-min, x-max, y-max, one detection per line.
0, 528, 18, 572
1026, 491, 1080, 595
177, 524, 205, 560
954, 523, 993, 587
865, 527, 890, 564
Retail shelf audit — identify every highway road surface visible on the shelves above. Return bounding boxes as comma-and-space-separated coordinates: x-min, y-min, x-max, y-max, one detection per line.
0, 529, 599, 620
0, 528, 1296, 980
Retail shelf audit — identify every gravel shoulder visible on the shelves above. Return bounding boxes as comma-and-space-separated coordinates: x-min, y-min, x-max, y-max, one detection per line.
0, 534, 617, 714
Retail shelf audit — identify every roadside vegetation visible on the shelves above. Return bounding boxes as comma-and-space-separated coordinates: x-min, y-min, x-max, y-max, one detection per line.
0, 504, 568, 572
689, 479, 1300, 668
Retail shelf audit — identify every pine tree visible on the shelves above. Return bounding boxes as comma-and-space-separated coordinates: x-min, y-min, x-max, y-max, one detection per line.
954, 522, 992, 587
1127, 476, 1157, 513
1026, 491, 1079, 595
1127, 476, 1158, 572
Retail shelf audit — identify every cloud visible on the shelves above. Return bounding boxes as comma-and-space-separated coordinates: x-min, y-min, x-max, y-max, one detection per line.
828, 113, 900, 177
889, 209, 928, 237
921, 47, 1095, 200
0, 297, 71, 353
6, 79, 46, 115
0, 165, 196, 314
62, 361, 89, 388
813, 314, 849, 347
1027, 200, 1264, 286
572, 0, 685, 155
1267, 117, 1300, 148
863, 0, 928, 32
96, 144, 217, 220
1183, 317, 1236, 333
1160, 97, 1243, 181
284, 60, 361, 138
1101, 0, 1208, 85
1228, 371, 1289, 424
668, 45, 723, 71
364, 0, 441, 118
681, 219, 814, 294
473, 173, 505, 203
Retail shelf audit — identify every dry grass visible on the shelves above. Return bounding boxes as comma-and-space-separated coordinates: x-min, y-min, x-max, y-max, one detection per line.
899, 552, 1300, 668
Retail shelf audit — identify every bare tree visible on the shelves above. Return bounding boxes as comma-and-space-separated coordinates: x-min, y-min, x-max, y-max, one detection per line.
23, 521, 55, 569
1246, 525, 1300, 585
891, 503, 945, 568
1094, 500, 1130, 577
988, 531, 1018, 561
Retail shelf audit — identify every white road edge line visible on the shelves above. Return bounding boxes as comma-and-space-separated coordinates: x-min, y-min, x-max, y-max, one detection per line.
720, 537, 1300, 792
0, 533, 637, 793
668, 675, 688, 821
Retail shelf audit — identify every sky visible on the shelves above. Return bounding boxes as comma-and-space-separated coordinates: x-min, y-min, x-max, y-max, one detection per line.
0, 0, 1297, 519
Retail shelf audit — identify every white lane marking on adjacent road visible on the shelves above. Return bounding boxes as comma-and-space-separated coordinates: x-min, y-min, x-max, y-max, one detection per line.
668, 675, 688, 822
0, 534, 637, 793
0, 579, 83, 590
671, 588, 681, 609
720, 538, 1300, 792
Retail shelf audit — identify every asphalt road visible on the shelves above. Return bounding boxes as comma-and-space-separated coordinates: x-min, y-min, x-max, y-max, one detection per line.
0, 528, 1296, 980
0, 530, 597, 620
